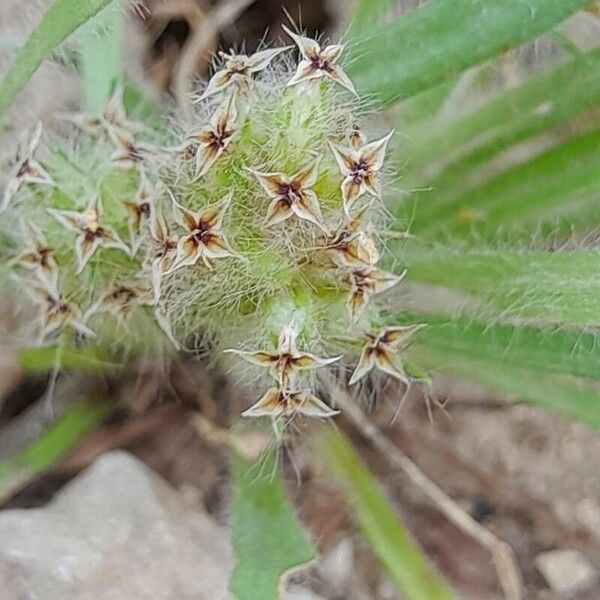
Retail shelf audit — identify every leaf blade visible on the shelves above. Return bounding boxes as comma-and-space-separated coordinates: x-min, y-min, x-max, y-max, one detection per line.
230, 450, 315, 600
0, 399, 111, 502
0, 0, 115, 120
321, 430, 457, 600
348, 0, 589, 105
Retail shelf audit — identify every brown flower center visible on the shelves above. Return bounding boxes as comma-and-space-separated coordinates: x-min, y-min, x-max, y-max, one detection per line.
278, 180, 302, 205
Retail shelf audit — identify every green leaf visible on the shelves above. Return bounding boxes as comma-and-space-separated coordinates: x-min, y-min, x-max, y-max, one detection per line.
399, 313, 600, 382
0, 399, 111, 501
403, 244, 600, 326
230, 450, 315, 600
18, 345, 122, 373
403, 49, 600, 173
80, 3, 122, 112
410, 128, 600, 236
394, 315, 600, 428
321, 430, 457, 600
0, 0, 115, 121
348, 0, 589, 105
347, 0, 396, 37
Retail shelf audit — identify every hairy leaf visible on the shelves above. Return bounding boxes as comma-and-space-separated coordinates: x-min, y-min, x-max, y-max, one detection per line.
403, 245, 600, 325
80, 3, 122, 112
388, 314, 600, 428
230, 451, 315, 600
349, 0, 589, 105
0, 0, 115, 121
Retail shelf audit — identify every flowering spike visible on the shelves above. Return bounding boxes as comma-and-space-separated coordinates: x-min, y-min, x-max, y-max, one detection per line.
197, 47, 289, 101
346, 267, 406, 321
250, 158, 328, 232
168, 192, 237, 272
1, 122, 54, 213
329, 130, 394, 215
349, 325, 425, 385
283, 25, 356, 96
15, 222, 59, 289
148, 205, 178, 301
225, 324, 340, 390
48, 195, 130, 273
242, 386, 339, 419
187, 93, 238, 178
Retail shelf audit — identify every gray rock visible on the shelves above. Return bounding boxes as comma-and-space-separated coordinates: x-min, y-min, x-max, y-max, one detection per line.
535, 548, 597, 594
0, 451, 232, 600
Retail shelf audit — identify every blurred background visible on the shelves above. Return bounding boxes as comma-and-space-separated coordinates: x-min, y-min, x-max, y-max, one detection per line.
1, 1, 600, 599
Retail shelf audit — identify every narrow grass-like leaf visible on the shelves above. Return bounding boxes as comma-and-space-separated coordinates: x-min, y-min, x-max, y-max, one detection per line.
230, 450, 315, 600
402, 320, 600, 429
403, 245, 600, 325
402, 49, 600, 172
410, 128, 600, 235
0, 399, 111, 502
0, 0, 115, 121
348, 0, 589, 105
396, 313, 600, 382
80, 3, 122, 112
321, 430, 457, 600
347, 0, 397, 37
18, 345, 122, 373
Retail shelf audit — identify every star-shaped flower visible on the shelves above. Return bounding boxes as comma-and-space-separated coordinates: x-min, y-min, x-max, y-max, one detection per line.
109, 128, 151, 170
60, 86, 140, 138
225, 324, 340, 390
327, 207, 380, 268
242, 386, 338, 419
329, 130, 394, 215
1, 122, 54, 213
168, 192, 237, 272
283, 25, 356, 95
186, 93, 237, 178
86, 282, 153, 323
48, 196, 130, 273
346, 267, 405, 321
29, 282, 96, 340
15, 222, 59, 289
197, 47, 288, 101
250, 158, 328, 232
349, 325, 425, 385
125, 178, 155, 254
148, 205, 178, 301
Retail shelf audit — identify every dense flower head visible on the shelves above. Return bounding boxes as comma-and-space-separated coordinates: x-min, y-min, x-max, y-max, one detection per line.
0, 29, 422, 420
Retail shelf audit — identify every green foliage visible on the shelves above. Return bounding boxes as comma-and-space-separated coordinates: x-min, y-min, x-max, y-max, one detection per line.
322, 430, 457, 600
393, 314, 600, 428
348, 0, 590, 105
347, 0, 396, 37
402, 49, 600, 171
0, 400, 111, 501
18, 345, 121, 373
0, 0, 115, 122
409, 128, 600, 236
80, 4, 122, 112
402, 244, 600, 326
230, 450, 315, 600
